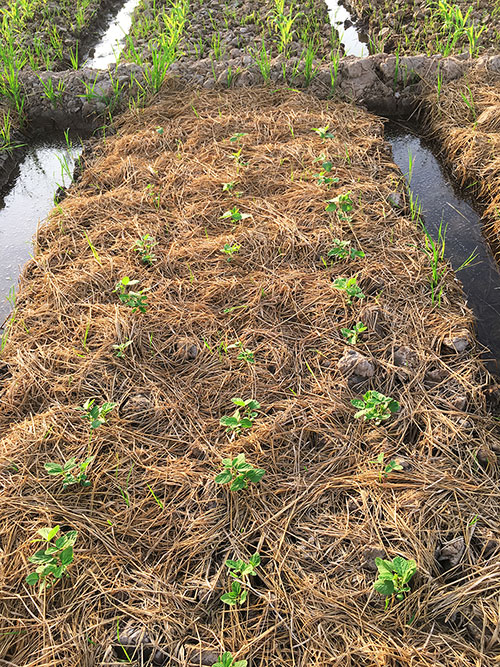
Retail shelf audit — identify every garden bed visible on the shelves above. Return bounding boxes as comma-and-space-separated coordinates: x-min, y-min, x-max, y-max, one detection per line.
0, 84, 499, 666
425, 63, 500, 256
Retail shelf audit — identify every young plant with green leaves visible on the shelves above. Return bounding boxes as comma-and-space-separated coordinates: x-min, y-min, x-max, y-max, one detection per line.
221, 207, 252, 223
341, 321, 367, 344
77, 398, 116, 430
221, 553, 261, 605
113, 277, 148, 313
371, 452, 403, 481
26, 526, 78, 592
221, 243, 241, 261
215, 453, 265, 491
351, 391, 399, 424
133, 234, 158, 265
314, 169, 339, 187
227, 341, 255, 363
220, 398, 260, 436
326, 192, 354, 221
44, 457, 94, 489
212, 653, 247, 667
112, 339, 133, 358
327, 239, 364, 261
374, 556, 417, 610
312, 124, 334, 139
333, 276, 365, 304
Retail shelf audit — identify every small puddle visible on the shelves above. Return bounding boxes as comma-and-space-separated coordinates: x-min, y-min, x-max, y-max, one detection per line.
386, 123, 500, 373
0, 138, 81, 325
325, 0, 369, 57
85, 0, 141, 68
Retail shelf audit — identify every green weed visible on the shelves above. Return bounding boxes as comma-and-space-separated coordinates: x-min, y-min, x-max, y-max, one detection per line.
371, 452, 403, 481
227, 341, 255, 363
112, 339, 133, 358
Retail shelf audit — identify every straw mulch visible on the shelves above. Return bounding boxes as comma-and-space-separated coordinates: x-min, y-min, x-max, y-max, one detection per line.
425, 66, 500, 254
0, 83, 499, 667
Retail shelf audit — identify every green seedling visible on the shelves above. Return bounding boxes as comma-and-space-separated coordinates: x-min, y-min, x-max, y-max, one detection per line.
220, 398, 260, 436
371, 452, 403, 481
221, 243, 241, 261
374, 556, 417, 610
113, 277, 148, 313
221, 207, 252, 223
221, 553, 261, 605
112, 339, 133, 358
314, 170, 339, 187
215, 453, 265, 491
328, 240, 365, 261
26, 526, 77, 593
133, 234, 158, 265
341, 322, 367, 344
229, 132, 247, 142
227, 341, 255, 363
332, 276, 365, 304
222, 180, 237, 193
312, 125, 334, 139
326, 192, 354, 221
351, 391, 399, 424
44, 457, 94, 489
78, 398, 116, 430
212, 652, 247, 667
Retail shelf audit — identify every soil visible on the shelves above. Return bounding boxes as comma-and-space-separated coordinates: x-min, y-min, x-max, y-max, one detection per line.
0, 84, 499, 666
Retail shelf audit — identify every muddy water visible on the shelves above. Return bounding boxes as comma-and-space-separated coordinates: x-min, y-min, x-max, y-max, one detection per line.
86, 0, 141, 68
325, 0, 369, 57
386, 123, 500, 372
0, 139, 81, 325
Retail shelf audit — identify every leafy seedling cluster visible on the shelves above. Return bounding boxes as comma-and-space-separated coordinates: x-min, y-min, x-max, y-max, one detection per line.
221, 207, 252, 223
312, 124, 334, 139
114, 277, 148, 313
333, 276, 365, 304
351, 391, 399, 424
328, 239, 364, 261
44, 457, 94, 489
227, 341, 255, 363
212, 653, 247, 667
341, 321, 367, 344
221, 553, 261, 605
371, 452, 404, 481
215, 453, 265, 491
221, 243, 241, 261
133, 234, 158, 265
220, 398, 260, 436
26, 526, 78, 592
374, 556, 417, 609
78, 399, 116, 430
326, 192, 354, 221
112, 339, 133, 358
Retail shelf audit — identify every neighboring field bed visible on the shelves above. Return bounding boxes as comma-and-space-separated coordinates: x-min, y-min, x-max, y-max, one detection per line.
0, 85, 498, 666
346, 0, 500, 55
426, 65, 500, 257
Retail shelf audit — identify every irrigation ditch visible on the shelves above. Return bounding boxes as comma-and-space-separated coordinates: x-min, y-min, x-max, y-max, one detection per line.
0, 0, 500, 665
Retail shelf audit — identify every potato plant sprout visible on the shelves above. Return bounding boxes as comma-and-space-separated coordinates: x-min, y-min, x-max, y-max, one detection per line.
351, 391, 399, 424
215, 453, 265, 491
374, 556, 417, 610
221, 553, 261, 605
26, 526, 78, 593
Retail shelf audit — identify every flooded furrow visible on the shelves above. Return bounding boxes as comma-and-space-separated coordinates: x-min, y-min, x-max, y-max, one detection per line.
325, 0, 369, 57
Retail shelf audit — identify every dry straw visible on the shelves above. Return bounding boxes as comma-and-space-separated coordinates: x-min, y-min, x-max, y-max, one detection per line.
0, 83, 498, 666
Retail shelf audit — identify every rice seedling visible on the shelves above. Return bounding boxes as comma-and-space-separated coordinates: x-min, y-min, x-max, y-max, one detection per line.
37, 75, 65, 106
220, 398, 260, 436
351, 391, 399, 424
44, 457, 94, 489
133, 234, 158, 265
374, 556, 417, 610
113, 277, 148, 312
26, 526, 78, 593
215, 453, 265, 491
221, 243, 241, 261
271, 0, 301, 53
212, 653, 247, 667
221, 553, 261, 605
332, 275, 365, 304
341, 321, 367, 344
252, 40, 271, 83
78, 398, 116, 430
